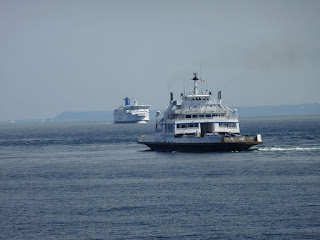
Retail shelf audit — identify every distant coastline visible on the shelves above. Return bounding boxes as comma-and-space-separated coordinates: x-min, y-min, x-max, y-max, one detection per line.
1, 103, 319, 123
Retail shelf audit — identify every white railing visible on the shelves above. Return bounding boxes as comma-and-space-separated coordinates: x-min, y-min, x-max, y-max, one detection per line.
167, 115, 238, 121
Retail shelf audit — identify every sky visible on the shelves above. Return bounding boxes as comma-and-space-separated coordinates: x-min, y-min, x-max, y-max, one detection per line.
1, 0, 320, 121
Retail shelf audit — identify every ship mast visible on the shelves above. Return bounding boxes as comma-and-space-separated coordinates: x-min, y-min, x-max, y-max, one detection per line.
192, 72, 199, 95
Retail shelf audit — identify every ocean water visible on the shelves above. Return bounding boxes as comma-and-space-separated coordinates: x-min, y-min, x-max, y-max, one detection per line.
0, 115, 319, 240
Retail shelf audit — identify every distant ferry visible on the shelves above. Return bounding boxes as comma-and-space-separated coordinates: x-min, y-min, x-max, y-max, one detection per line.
138, 73, 262, 151
114, 97, 151, 124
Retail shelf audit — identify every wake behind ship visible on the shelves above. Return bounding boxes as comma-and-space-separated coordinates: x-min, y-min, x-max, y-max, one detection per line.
114, 97, 151, 123
138, 73, 263, 152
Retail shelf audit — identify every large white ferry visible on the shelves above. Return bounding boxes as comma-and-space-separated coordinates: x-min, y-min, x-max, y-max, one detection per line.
138, 73, 262, 151
114, 97, 151, 123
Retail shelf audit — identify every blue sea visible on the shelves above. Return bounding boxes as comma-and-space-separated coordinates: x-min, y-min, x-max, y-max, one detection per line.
1, 115, 320, 239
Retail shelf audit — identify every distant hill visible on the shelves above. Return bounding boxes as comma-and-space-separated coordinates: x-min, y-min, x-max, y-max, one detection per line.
46, 111, 114, 122
46, 110, 157, 122
44, 103, 320, 123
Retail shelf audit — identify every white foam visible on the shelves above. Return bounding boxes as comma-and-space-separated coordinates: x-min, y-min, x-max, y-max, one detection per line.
257, 147, 320, 152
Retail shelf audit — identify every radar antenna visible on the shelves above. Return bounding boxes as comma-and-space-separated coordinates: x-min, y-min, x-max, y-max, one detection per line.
192, 72, 199, 81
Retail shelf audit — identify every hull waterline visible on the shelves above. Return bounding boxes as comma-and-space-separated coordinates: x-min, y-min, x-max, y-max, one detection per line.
139, 141, 262, 152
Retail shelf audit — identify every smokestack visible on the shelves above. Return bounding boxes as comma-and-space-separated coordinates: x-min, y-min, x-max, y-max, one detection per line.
124, 97, 130, 106
170, 92, 173, 102
218, 91, 221, 100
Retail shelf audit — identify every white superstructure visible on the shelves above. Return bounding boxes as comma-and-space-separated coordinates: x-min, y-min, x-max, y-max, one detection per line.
114, 97, 150, 123
138, 73, 262, 151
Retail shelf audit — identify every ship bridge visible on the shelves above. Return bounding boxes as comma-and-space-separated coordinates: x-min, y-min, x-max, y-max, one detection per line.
182, 95, 210, 101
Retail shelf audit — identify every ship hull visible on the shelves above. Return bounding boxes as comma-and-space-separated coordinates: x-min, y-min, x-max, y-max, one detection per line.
139, 141, 262, 152
114, 120, 148, 124
113, 109, 150, 124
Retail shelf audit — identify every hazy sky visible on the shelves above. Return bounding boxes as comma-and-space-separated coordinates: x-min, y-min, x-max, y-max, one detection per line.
1, 0, 319, 121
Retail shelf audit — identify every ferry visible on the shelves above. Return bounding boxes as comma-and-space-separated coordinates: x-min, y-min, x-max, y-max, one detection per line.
138, 73, 262, 151
114, 97, 151, 123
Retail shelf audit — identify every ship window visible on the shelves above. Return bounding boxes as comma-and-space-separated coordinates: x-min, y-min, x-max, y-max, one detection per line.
156, 124, 162, 132
186, 115, 191, 118
206, 114, 211, 118
177, 123, 199, 129
199, 115, 205, 118
219, 123, 237, 128
192, 115, 197, 118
